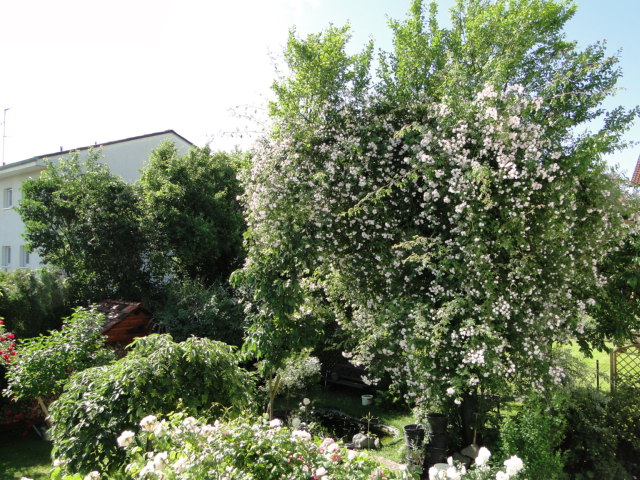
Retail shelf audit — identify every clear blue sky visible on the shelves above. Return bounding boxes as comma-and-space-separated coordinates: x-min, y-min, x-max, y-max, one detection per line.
1, 0, 638, 176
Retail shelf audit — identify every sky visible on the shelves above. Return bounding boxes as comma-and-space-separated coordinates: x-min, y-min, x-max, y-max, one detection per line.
1, 0, 638, 177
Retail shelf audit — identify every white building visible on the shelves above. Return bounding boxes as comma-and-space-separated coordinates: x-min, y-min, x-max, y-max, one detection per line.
0, 130, 194, 271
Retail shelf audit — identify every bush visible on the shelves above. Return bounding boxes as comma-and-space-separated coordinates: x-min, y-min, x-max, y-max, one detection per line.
498, 394, 567, 480
102, 413, 413, 480
3, 307, 114, 404
561, 386, 638, 479
608, 387, 640, 477
48, 334, 255, 475
0, 268, 69, 338
152, 278, 245, 346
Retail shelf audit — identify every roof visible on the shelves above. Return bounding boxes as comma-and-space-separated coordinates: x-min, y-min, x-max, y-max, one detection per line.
632, 154, 640, 184
0, 129, 194, 173
98, 300, 152, 334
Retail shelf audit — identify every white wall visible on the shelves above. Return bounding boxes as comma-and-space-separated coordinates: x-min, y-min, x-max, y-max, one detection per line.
0, 131, 194, 272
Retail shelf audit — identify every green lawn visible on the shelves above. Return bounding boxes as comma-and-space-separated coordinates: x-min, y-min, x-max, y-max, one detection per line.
563, 342, 612, 390
0, 433, 51, 480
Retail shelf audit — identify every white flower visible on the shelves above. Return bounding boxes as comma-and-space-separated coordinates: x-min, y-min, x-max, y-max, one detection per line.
140, 415, 158, 432
83, 472, 100, 480
446, 466, 462, 479
140, 460, 155, 476
291, 417, 301, 428
153, 451, 168, 472
495, 471, 509, 480
174, 456, 188, 474
429, 464, 448, 480
183, 416, 197, 427
292, 429, 311, 440
315, 466, 327, 477
475, 446, 491, 466
153, 420, 167, 437
504, 455, 524, 476
446, 387, 455, 396
269, 418, 282, 428
302, 397, 311, 405
347, 449, 358, 461
116, 430, 135, 448
327, 442, 340, 453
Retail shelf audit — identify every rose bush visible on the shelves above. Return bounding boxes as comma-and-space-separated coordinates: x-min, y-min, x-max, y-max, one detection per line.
236, 0, 638, 423
117, 413, 415, 480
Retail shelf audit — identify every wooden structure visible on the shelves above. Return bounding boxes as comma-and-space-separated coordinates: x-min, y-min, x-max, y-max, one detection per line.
98, 300, 153, 344
610, 342, 640, 392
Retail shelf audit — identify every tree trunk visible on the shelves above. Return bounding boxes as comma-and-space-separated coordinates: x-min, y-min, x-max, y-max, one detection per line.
36, 396, 52, 428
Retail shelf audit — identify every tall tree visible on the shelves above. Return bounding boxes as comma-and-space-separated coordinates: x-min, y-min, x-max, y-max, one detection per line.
138, 142, 247, 285
19, 152, 148, 302
238, 0, 638, 422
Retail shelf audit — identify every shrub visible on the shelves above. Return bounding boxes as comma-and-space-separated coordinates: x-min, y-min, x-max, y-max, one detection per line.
561, 386, 638, 479
0, 268, 69, 338
112, 413, 413, 480
3, 307, 114, 412
608, 387, 640, 477
49, 334, 255, 475
498, 394, 567, 480
152, 278, 244, 346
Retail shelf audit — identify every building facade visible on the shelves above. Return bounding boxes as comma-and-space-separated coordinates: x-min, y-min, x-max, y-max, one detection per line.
0, 130, 193, 272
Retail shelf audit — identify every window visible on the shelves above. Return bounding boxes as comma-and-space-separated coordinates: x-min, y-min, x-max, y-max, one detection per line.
19, 245, 30, 267
1, 246, 10, 267
2, 188, 12, 208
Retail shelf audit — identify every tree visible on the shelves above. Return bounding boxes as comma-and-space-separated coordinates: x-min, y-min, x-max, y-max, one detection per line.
0, 268, 69, 338
237, 0, 638, 428
2, 307, 115, 424
18, 152, 149, 302
138, 142, 247, 286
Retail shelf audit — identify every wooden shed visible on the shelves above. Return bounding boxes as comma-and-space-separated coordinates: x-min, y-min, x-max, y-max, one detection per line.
98, 300, 153, 344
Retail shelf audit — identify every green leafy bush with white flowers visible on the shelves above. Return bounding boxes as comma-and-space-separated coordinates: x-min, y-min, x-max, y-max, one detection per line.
48, 334, 255, 476
116, 413, 414, 480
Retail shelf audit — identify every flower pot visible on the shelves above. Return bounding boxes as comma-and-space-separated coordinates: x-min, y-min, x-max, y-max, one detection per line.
427, 432, 447, 449
403, 423, 425, 450
361, 394, 373, 406
426, 413, 448, 434
423, 446, 447, 466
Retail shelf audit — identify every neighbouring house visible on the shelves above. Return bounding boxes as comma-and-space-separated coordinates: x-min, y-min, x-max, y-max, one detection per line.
98, 300, 153, 345
631, 154, 640, 185
0, 130, 194, 272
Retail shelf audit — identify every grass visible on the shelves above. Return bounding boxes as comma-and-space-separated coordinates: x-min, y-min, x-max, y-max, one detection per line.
563, 341, 612, 390
0, 431, 51, 480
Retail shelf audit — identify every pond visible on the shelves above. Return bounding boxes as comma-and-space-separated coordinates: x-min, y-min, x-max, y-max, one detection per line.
313, 408, 398, 446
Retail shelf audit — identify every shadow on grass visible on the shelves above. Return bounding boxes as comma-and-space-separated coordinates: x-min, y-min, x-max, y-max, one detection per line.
0, 430, 51, 480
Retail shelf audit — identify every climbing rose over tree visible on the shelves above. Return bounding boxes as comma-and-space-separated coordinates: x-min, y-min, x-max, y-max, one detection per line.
237, 0, 638, 410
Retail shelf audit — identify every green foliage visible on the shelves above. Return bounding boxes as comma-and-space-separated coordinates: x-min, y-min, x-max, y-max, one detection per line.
0, 268, 69, 338
238, 0, 638, 416
48, 334, 255, 475
581, 209, 640, 352
152, 278, 244, 346
116, 412, 413, 480
3, 307, 114, 402
18, 151, 149, 303
498, 395, 567, 480
138, 142, 246, 285
560, 386, 639, 479
275, 352, 321, 399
